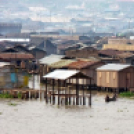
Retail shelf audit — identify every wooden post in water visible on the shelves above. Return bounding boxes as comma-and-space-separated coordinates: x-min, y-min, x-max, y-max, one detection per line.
89, 79, 92, 106
32, 70, 35, 90
46, 78, 48, 103
76, 76, 79, 105
80, 96, 82, 105
52, 79, 55, 105
69, 88, 71, 105
69, 79, 71, 105
73, 97, 75, 105
82, 85, 85, 105
58, 79, 60, 105
50, 93, 51, 104
65, 80, 68, 105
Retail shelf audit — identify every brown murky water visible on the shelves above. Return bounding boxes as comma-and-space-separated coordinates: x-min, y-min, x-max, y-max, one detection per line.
0, 75, 134, 134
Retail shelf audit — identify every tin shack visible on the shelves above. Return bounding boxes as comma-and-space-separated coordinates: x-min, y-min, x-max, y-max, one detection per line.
68, 60, 105, 85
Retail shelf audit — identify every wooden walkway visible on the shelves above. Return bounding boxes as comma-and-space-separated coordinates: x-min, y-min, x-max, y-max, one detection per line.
0, 88, 91, 106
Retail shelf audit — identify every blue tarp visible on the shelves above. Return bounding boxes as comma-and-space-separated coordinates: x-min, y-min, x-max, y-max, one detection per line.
11, 73, 17, 83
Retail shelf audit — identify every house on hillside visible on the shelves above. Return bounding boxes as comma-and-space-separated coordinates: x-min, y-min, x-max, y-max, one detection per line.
97, 64, 134, 91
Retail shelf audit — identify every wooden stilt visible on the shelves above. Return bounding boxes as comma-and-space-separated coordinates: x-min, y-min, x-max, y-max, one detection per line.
89, 79, 92, 106
80, 96, 82, 105
83, 85, 85, 105
50, 95, 51, 104
65, 80, 68, 105
58, 80, 60, 105
76, 77, 79, 105
73, 97, 75, 105
69, 79, 71, 105
52, 79, 55, 105
46, 78, 48, 103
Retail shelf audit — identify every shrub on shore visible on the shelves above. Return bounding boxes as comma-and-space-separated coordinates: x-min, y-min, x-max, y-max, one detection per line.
0, 93, 13, 98
119, 91, 134, 98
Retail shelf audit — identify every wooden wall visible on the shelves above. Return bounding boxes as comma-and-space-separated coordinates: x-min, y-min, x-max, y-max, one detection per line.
97, 71, 119, 88
119, 67, 134, 88
97, 67, 134, 88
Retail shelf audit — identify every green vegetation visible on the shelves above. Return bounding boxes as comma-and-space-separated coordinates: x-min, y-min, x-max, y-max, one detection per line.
8, 102, 18, 106
117, 109, 123, 112
0, 92, 22, 99
17, 92, 22, 99
119, 92, 134, 98
0, 93, 13, 98
0, 112, 2, 115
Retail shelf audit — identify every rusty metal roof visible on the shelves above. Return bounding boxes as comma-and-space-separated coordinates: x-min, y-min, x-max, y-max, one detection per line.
49, 59, 76, 68
99, 49, 123, 56
68, 60, 101, 69
117, 52, 134, 58
0, 53, 34, 59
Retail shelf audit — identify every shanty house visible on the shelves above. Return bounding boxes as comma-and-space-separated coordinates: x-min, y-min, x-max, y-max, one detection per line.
39, 54, 66, 81
0, 53, 34, 68
0, 62, 29, 89
65, 47, 98, 58
29, 47, 46, 60
97, 64, 134, 90
68, 60, 105, 85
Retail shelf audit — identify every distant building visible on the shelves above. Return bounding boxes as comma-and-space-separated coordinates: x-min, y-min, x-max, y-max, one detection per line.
29, 47, 46, 60
99, 49, 134, 65
30, 36, 57, 55
103, 38, 134, 51
0, 23, 22, 35
65, 46, 98, 58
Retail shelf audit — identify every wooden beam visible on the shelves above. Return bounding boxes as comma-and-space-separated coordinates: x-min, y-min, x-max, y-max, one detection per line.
69, 79, 71, 105
89, 79, 92, 106
76, 75, 79, 105
52, 79, 55, 105
58, 79, 60, 105
46, 78, 48, 103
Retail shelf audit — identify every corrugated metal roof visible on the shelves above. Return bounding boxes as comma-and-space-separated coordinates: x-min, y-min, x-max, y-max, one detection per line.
103, 44, 134, 51
97, 64, 131, 71
77, 57, 100, 62
99, 49, 123, 56
68, 61, 99, 69
49, 59, 76, 68
39, 54, 65, 65
117, 52, 134, 58
43, 69, 79, 80
0, 53, 34, 59
0, 38, 30, 42
0, 62, 10, 67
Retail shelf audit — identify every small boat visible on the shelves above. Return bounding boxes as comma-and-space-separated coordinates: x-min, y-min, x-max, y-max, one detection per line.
105, 94, 116, 102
